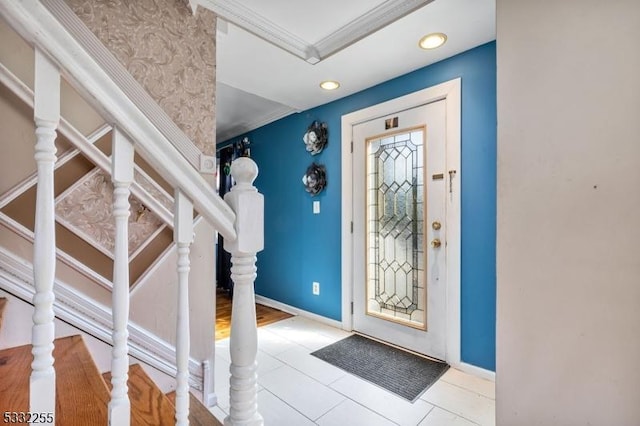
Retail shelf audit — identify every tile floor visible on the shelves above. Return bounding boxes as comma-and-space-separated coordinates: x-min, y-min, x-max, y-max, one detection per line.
211, 316, 495, 426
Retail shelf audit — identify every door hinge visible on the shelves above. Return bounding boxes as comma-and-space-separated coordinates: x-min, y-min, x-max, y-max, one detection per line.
351, 301, 354, 315
350, 221, 353, 233
350, 141, 353, 153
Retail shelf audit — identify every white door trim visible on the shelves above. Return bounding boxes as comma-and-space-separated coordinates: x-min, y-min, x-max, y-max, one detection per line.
341, 78, 461, 367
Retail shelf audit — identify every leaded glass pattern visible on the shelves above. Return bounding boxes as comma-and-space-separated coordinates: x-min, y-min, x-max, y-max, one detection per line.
365, 128, 426, 329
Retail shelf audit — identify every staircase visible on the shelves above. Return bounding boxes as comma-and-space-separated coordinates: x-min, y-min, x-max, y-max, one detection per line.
0, 297, 221, 425
0, 0, 265, 425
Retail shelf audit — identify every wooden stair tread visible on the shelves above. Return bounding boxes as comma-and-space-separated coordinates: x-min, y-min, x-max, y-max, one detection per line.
0, 335, 110, 425
167, 391, 223, 426
0, 340, 31, 414
55, 335, 111, 425
103, 363, 175, 425
0, 297, 6, 330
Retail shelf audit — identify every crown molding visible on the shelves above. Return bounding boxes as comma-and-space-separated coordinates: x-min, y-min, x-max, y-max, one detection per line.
196, 0, 434, 64
314, 0, 435, 59
199, 0, 310, 60
217, 104, 295, 142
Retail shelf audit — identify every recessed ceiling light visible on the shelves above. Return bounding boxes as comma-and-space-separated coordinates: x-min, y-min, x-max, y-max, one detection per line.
320, 80, 340, 90
418, 33, 447, 50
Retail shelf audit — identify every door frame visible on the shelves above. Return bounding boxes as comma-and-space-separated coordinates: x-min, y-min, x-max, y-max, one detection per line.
340, 78, 461, 367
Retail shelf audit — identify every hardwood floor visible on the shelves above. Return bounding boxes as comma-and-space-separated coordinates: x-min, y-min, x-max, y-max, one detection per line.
215, 288, 293, 341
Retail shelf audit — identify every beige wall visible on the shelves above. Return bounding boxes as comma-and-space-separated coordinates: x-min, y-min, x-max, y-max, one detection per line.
1, 8, 214, 357
0, 83, 39, 194
65, 0, 217, 154
0, 17, 106, 136
0, 17, 105, 195
496, 1, 640, 425
0, 223, 112, 306
130, 218, 216, 362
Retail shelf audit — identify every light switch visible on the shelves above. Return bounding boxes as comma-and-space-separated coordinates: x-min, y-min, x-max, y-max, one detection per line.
313, 200, 320, 214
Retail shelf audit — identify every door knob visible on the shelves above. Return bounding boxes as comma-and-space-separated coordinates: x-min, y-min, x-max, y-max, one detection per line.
431, 238, 441, 248
432, 221, 441, 230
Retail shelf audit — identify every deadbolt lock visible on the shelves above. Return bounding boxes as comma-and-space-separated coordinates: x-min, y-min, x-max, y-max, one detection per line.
432, 221, 442, 231
431, 238, 442, 248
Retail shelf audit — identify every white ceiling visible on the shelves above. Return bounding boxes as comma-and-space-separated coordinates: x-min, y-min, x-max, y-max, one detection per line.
191, 0, 496, 142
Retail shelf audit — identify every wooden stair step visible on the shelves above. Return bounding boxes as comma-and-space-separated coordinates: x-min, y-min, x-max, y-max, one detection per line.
167, 390, 223, 426
55, 335, 111, 425
103, 363, 175, 425
0, 338, 30, 415
0, 297, 6, 330
0, 335, 110, 426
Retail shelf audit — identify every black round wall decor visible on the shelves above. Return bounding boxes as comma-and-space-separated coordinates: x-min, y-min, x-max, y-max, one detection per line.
302, 163, 327, 196
302, 121, 328, 155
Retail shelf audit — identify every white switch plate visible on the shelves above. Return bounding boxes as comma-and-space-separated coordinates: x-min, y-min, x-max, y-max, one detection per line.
313, 200, 320, 214
312, 281, 320, 295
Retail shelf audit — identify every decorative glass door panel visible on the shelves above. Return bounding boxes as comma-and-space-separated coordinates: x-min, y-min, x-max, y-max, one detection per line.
352, 98, 448, 360
365, 127, 426, 329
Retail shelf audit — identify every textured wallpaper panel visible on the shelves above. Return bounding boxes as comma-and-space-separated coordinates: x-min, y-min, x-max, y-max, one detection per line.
65, 0, 216, 155
55, 168, 165, 258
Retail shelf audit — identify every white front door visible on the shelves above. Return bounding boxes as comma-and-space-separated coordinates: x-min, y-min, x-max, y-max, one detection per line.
352, 100, 447, 360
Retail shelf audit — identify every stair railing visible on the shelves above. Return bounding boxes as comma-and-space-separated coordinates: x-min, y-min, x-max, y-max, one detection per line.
223, 159, 265, 426
0, 1, 265, 425
173, 190, 194, 426
108, 128, 135, 424
30, 47, 59, 423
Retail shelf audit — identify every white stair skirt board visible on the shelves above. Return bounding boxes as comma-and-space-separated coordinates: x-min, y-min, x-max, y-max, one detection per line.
0, 246, 205, 390
0, 289, 178, 393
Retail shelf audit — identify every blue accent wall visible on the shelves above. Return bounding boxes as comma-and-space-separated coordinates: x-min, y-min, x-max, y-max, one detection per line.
221, 42, 496, 371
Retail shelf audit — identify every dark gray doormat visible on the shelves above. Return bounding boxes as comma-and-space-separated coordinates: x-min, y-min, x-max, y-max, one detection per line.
311, 334, 449, 402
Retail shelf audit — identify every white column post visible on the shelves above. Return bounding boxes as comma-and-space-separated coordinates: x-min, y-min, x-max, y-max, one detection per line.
174, 190, 194, 426
30, 48, 60, 425
223, 158, 264, 426
108, 128, 134, 426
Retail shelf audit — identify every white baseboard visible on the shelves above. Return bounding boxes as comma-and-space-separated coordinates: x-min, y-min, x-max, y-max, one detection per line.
0, 246, 204, 390
254, 295, 344, 330
456, 361, 496, 382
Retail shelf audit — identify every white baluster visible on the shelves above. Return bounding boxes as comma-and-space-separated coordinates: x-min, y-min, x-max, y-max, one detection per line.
108, 128, 134, 426
223, 158, 264, 426
174, 190, 194, 426
30, 48, 59, 425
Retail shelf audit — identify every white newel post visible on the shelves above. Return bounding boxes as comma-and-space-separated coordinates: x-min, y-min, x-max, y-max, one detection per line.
174, 190, 194, 426
223, 158, 264, 426
30, 48, 59, 425
108, 128, 134, 426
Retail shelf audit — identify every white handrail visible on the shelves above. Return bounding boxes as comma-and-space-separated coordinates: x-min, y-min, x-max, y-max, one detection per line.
0, 0, 237, 241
